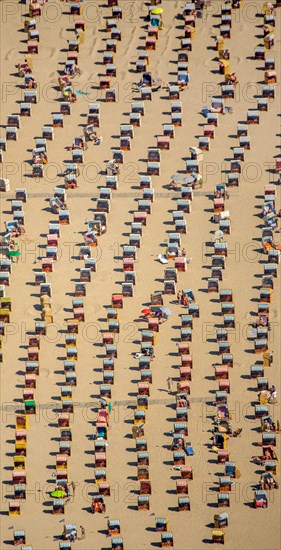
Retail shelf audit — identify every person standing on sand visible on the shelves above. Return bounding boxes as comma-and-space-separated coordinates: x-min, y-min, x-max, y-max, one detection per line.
69, 481, 76, 497
177, 290, 182, 305
167, 377, 173, 393
80, 526, 85, 540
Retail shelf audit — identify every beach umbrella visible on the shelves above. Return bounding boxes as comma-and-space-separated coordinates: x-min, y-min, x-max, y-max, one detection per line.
158, 254, 168, 264
150, 307, 162, 313
50, 489, 67, 498
170, 173, 182, 181
182, 176, 194, 185
151, 7, 164, 14
8, 250, 20, 258
161, 307, 172, 316
141, 308, 152, 315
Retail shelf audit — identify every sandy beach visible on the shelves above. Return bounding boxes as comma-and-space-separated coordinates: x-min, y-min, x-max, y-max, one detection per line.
0, 1, 280, 549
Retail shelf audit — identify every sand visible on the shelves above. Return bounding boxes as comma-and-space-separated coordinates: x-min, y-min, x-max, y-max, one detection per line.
0, 0, 280, 549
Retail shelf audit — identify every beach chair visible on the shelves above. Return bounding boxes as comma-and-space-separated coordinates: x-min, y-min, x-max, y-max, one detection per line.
215, 35, 224, 51
164, 280, 176, 295
171, 101, 182, 116
27, 39, 38, 54
12, 468, 27, 486
0, 137, 6, 153
53, 499, 65, 515
169, 85, 180, 100
20, 102, 32, 117
181, 36, 192, 50
0, 180, 10, 197
176, 405, 188, 422
220, 24, 231, 38
176, 478, 188, 495
177, 496, 190, 512
148, 25, 159, 39
6, 126, 18, 141
108, 520, 121, 536
95, 468, 106, 484
42, 125, 54, 140
157, 136, 170, 150
250, 365, 264, 379
171, 111, 182, 126
265, 70, 277, 84
9, 500, 21, 516
219, 58, 230, 76
110, 27, 119, 42
135, 410, 146, 425
247, 110, 260, 124
253, 490, 268, 508
112, 5, 122, 18
136, 60, 147, 73
24, 88, 37, 103
178, 71, 190, 88
106, 38, 117, 53
221, 84, 235, 99
138, 495, 150, 510
207, 278, 219, 293
184, 24, 196, 39
265, 58, 275, 70
60, 427, 72, 442
214, 512, 228, 529
219, 476, 232, 492
262, 433, 276, 447
262, 85, 275, 99
161, 532, 173, 547
98, 482, 110, 496
121, 282, 133, 297
212, 529, 225, 544
217, 493, 230, 508
267, 249, 279, 264
111, 537, 124, 550
135, 435, 148, 452
259, 288, 272, 303
13, 531, 26, 545
137, 395, 148, 411
257, 377, 269, 392
155, 518, 168, 532
106, 64, 117, 77
255, 404, 269, 419
142, 187, 154, 202
264, 33, 274, 49
140, 479, 151, 495
219, 290, 232, 303
254, 338, 268, 353
70, 2, 81, 15
146, 36, 156, 50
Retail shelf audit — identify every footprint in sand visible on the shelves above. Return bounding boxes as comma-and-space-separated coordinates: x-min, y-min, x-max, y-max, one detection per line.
40, 368, 52, 378
5, 49, 19, 61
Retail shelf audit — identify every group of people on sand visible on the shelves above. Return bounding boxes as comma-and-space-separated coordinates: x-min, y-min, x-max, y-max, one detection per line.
177, 289, 195, 306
